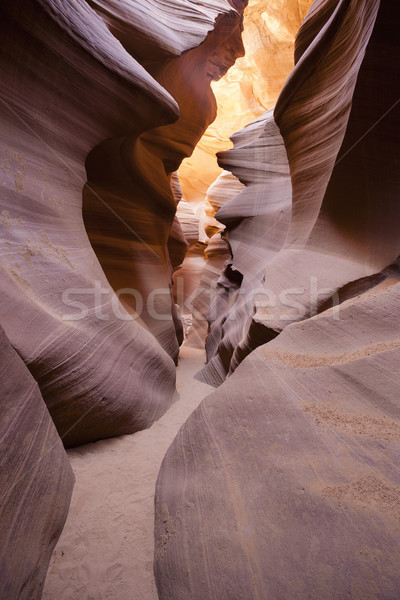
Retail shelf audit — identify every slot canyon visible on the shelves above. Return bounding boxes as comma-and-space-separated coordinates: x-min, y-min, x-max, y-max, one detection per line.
1, 1, 400, 599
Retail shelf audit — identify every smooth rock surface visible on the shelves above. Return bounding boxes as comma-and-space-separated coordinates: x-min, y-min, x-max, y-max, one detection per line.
155, 1, 400, 598
200, 0, 400, 382
0, 0, 177, 446
155, 281, 400, 599
178, 0, 313, 204
0, 0, 246, 446
0, 326, 74, 600
83, 1, 247, 360
42, 346, 212, 600
199, 109, 292, 384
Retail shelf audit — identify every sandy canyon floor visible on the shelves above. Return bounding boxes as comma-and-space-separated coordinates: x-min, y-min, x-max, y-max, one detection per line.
43, 345, 213, 600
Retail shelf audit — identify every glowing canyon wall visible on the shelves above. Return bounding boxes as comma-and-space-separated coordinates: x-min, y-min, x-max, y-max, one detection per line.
199, 0, 400, 384
0, 0, 246, 595
155, 1, 400, 598
1, 0, 400, 598
178, 0, 313, 204
176, 0, 314, 352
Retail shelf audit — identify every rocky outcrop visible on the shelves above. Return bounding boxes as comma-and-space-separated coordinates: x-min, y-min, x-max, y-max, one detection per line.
0, 326, 74, 599
0, 0, 246, 446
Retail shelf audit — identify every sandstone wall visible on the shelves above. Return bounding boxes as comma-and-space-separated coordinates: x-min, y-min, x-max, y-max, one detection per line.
155, 1, 400, 597
0, 326, 74, 599
178, 0, 313, 204
0, 0, 246, 447
200, 0, 400, 383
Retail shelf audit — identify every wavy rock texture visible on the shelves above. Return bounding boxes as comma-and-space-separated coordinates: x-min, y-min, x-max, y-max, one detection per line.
155, 1, 400, 597
182, 172, 243, 349
171, 181, 201, 326
172, 0, 313, 359
0, 0, 173, 448
198, 109, 292, 383
178, 0, 313, 204
83, 2, 246, 359
87, 0, 242, 60
182, 236, 232, 349
200, 0, 400, 383
0, 326, 74, 599
0, 0, 246, 446
155, 279, 400, 599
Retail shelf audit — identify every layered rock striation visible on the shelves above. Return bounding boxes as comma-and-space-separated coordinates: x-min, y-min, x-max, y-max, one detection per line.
178, 0, 313, 204
83, 2, 247, 361
199, 0, 400, 384
0, 1, 246, 596
155, 280, 400, 599
198, 109, 292, 383
155, 1, 400, 597
0, 0, 246, 447
0, 326, 74, 599
1, 0, 174, 448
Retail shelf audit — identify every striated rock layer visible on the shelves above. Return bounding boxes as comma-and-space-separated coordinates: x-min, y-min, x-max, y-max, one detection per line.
155, 1, 400, 598
0, 0, 246, 446
0, 0, 249, 595
1, 0, 174, 447
178, 0, 313, 204
83, 2, 246, 360
173, 1, 314, 357
199, 0, 400, 385
0, 326, 74, 599
198, 108, 292, 382
155, 281, 400, 599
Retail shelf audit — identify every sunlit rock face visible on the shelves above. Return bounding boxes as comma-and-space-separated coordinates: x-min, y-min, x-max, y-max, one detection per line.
83, 5, 246, 361
178, 0, 313, 204
155, 1, 400, 597
175, 0, 313, 362
180, 171, 244, 349
0, 0, 246, 447
0, 326, 74, 600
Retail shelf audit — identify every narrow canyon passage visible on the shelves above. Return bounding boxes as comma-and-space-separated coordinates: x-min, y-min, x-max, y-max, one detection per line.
43, 345, 213, 600
2, 2, 400, 599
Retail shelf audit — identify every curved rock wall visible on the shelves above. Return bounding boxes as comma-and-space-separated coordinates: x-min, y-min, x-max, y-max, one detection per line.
175, 0, 313, 370
0, 0, 173, 447
199, 0, 400, 383
83, 5, 246, 361
198, 109, 292, 384
155, 1, 400, 597
181, 171, 243, 349
178, 0, 313, 204
0, 1, 250, 593
0, 1, 248, 597
0, 0, 246, 447
155, 280, 400, 599
0, 326, 74, 599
